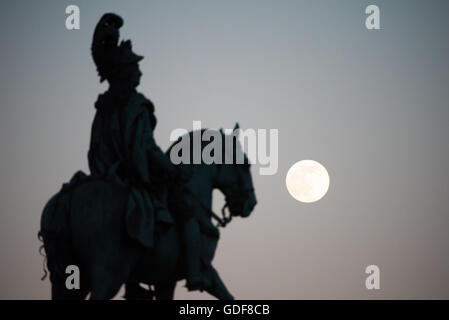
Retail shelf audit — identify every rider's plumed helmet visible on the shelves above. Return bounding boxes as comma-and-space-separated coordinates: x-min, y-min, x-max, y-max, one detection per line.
91, 13, 143, 82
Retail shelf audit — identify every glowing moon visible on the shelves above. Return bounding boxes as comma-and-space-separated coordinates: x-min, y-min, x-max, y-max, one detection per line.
286, 160, 330, 203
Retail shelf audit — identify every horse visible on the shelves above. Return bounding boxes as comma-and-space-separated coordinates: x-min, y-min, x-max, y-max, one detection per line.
39, 125, 257, 300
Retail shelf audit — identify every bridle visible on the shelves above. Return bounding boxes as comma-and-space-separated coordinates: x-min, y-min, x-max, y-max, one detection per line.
184, 162, 253, 228
183, 185, 234, 228
211, 162, 253, 227
215, 187, 254, 227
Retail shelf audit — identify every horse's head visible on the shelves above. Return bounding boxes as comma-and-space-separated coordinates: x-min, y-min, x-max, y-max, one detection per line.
214, 123, 257, 218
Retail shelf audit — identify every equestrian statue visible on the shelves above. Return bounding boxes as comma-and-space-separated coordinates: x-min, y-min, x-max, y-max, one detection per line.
38, 13, 257, 300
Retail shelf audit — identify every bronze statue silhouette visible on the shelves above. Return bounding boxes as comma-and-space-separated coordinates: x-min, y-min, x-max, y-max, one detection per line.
39, 13, 257, 300
89, 13, 205, 292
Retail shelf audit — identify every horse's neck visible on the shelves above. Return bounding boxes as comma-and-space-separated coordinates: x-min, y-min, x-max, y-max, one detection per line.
187, 164, 214, 209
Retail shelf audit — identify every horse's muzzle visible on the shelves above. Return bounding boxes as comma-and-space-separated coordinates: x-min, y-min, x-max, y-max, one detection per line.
240, 192, 257, 218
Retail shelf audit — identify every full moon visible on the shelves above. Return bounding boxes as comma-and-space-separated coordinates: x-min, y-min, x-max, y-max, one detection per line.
286, 160, 330, 203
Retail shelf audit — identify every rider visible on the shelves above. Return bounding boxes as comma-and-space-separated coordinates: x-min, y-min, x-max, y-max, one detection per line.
89, 13, 203, 291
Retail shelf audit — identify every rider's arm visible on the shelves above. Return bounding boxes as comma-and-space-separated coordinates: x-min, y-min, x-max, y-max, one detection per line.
140, 108, 177, 179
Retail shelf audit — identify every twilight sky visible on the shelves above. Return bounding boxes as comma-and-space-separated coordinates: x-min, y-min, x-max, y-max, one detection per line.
0, 0, 448, 299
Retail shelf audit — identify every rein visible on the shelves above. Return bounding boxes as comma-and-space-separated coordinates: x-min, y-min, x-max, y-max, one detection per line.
183, 161, 254, 228
184, 184, 254, 228
185, 186, 233, 228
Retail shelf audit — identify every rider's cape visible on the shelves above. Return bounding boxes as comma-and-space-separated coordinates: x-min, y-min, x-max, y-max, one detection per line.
88, 90, 174, 248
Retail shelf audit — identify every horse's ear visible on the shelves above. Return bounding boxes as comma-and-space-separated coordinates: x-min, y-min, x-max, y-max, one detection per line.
233, 122, 240, 137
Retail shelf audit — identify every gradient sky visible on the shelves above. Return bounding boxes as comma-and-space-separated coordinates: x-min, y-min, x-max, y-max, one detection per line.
1, 0, 448, 299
